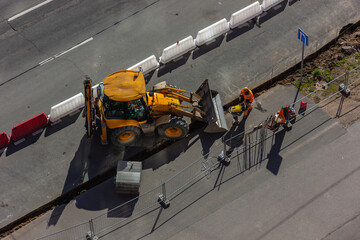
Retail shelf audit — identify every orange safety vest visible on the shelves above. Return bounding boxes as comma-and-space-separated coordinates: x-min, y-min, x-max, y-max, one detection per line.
240, 87, 254, 105
277, 106, 289, 124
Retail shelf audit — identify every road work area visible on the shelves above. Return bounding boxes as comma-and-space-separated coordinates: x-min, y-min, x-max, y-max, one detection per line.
5, 85, 357, 240
1, 0, 360, 238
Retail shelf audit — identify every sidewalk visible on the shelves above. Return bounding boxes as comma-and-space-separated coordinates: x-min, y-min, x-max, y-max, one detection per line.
4, 85, 350, 240
165, 117, 360, 240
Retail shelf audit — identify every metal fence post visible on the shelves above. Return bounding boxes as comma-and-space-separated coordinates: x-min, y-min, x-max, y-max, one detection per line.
218, 137, 230, 165
345, 71, 349, 85
162, 183, 166, 199
86, 219, 96, 240
223, 137, 226, 157
337, 71, 351, 117
158, 183, 170, 209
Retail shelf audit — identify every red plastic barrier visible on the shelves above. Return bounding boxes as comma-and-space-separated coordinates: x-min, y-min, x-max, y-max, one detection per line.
0, 132, 10, 148
10, 113, 49, 142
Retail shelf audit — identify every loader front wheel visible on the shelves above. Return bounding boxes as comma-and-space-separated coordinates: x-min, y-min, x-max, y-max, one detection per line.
111, 126, 141, 147
157, 117, 189, 140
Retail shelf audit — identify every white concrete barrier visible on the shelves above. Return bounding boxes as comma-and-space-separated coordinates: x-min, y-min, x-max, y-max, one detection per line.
261, 0, 284, 12
127, 55, 160, 74
195, 18, 230, 46
159, 36, 196, 64
229, 2, 262, 29
49, 93, 85, 123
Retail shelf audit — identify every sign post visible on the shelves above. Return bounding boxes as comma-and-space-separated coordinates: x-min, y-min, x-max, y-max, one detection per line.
292, 29, 309, 107
298, 28, 309, 83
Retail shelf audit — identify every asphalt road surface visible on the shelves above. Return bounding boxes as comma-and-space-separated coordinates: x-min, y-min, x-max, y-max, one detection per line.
0, 0, 359, 235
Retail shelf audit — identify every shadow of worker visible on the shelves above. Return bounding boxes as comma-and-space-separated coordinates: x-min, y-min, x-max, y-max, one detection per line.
266, 129, 286, 175
224, 116, 247, 158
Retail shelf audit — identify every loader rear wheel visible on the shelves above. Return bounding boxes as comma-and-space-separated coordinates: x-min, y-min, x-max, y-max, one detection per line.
111, 126, 141, 147
157, 117, 189, 140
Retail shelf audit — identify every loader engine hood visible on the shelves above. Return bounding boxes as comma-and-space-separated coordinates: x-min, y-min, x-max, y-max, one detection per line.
103, 70, 146, 101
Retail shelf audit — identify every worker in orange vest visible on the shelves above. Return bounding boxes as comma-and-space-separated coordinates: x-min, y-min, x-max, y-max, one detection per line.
277, 106, 290, 124
240, 87, 254, 117
229, 87, 254, 123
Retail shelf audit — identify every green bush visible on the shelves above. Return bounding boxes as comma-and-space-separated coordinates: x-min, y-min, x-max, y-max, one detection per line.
303, 79, 314, 88
324, 69, 331, 76
335, 59, 346, 67
309, 88, 315, 92
327, 84, 336, 93
323, 69, 333, 82
349, 62, 357, 68
312, 68, 322, 78
355, 52, 360, 59
293, 80, 302, 90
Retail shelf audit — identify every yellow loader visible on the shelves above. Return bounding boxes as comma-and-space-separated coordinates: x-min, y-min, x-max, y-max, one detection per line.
84, 70, 227, 194
84, 70, 227, 147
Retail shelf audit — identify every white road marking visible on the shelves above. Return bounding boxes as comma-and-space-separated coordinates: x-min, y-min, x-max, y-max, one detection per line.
53, 37, 93, 58
8, 0, 54, 22
39, 57, 54, 66
38, 37, 93, 66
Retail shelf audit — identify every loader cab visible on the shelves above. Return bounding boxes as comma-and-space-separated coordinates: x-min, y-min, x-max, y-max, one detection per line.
97, 70, 149, 129
102, 95, 148, 122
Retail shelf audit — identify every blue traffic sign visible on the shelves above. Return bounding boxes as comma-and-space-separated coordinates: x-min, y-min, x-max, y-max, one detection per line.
298, 28, 308, 46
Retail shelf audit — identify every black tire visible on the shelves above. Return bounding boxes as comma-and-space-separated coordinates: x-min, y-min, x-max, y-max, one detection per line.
157, 117, 189, 140
111, 126, 141, 147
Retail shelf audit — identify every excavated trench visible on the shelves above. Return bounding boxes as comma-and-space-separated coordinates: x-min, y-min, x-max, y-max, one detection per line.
1, 20, 360, 238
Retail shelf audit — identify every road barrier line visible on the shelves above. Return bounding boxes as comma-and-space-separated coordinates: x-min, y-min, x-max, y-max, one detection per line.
8, 0, 54, 22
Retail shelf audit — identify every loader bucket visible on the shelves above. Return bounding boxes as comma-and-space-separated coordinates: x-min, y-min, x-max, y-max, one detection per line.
196, 79, 228, 133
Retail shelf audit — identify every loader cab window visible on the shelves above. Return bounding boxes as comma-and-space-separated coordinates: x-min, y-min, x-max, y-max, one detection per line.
103, 95, 147, 122
97, 84, 104, 101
